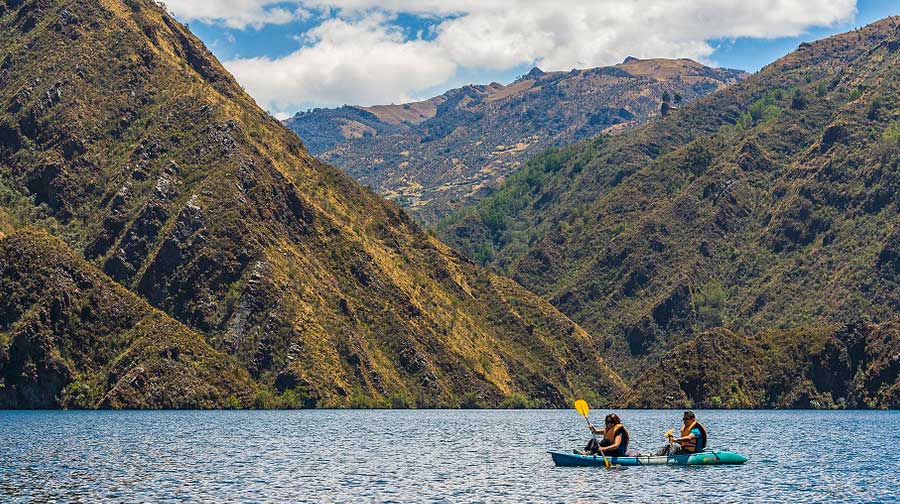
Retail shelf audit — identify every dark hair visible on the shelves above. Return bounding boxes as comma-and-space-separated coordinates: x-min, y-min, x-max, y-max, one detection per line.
683, 410, 696, 420
605, 413, 621, 425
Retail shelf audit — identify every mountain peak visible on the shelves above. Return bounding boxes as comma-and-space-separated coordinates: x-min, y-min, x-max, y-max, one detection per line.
438, 15, 900, 390
523, 66, 545, 79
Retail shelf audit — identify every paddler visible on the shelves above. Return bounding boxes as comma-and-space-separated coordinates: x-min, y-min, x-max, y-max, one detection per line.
575, 413, 630, 456
666, 410, 708, 454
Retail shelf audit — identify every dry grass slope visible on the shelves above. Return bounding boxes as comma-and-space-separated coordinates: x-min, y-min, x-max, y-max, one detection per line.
0, 0, 625, 408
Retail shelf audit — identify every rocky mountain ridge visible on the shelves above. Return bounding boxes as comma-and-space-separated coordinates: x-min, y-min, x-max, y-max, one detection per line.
286, 58, 747, 225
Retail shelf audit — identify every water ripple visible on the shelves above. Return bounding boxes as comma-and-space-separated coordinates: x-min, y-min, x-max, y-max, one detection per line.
1, 410, 897, 502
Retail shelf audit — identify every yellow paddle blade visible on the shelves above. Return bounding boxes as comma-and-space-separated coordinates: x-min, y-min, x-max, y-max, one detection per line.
664, 428, 674, 438
574, 399, 589, 417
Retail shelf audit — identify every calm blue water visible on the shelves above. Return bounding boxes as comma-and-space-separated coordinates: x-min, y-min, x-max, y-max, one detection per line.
0, 409, 897, 503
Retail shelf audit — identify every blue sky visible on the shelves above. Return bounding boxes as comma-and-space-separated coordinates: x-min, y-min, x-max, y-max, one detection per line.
709, 0, 898, 70
166, 0, 899, 116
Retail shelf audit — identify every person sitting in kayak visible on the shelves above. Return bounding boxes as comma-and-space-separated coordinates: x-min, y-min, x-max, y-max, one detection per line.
576, 413, 630, 456
666, 410, 708, 454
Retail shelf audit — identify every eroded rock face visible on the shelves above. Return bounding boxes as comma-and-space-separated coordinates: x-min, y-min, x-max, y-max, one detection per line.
105, 166, 181, 282
141, 196, 203, 289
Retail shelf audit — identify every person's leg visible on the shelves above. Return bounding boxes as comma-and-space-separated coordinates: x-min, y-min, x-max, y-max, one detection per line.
674, 447, 696, 456
655, 442, 679, 456
595, 438, 616, 456
582, 438, 600, 454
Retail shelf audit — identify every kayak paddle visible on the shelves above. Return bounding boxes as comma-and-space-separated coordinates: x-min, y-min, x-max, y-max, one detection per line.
574, 399, 611, 468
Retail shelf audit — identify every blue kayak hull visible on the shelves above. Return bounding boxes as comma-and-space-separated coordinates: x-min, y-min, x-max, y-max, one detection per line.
549, 450, 748, 467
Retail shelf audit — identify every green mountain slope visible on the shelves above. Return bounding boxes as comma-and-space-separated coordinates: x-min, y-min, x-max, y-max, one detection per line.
627, 322, 900, 409
286, 59, 746, 226
0, 228, 255, 408
0, 0, 625, 407
0, 207, 12, 238
440, 17, 900, 377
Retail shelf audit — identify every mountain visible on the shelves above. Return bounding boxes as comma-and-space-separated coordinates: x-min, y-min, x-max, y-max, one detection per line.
0, 0, 625, 407
285, 59, 747, 225
0, 228, 255, 408
440, 17, 900, 379
627, 321, 900, 409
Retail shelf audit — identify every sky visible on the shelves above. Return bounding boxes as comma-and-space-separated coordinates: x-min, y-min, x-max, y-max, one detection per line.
163, 0, 900, 118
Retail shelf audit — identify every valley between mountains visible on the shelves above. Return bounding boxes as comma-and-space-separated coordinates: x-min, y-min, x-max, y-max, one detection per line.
1, 0, 898, 409
287, 59, 746, 226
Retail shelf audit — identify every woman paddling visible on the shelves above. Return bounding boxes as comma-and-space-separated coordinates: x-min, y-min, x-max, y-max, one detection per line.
576, 413, 630, 457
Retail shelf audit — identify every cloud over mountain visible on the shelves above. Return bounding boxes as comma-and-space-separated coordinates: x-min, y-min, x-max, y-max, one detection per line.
165, 0, 857, 111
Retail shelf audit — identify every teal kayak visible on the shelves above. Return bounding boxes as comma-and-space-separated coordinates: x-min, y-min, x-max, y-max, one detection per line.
549, 450, 748, 467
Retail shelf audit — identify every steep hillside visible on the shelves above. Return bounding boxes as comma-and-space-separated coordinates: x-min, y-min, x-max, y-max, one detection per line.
627, 322, 900, 409
0, 0, 625, 407
0, 228, 255, 408
287, 59, 746, 225
440, 17, 900, 377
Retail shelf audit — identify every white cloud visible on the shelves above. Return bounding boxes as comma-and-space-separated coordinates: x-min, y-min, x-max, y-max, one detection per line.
224, 15, 456, 110
168, 0, 858, 111
164, 0, 309, 29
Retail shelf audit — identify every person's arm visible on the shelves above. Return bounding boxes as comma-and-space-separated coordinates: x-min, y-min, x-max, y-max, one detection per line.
670, 431, 696, 443
588, 423, 605, 436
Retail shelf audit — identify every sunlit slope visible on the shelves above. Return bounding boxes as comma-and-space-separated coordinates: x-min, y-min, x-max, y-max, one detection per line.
0, 0, 624, 407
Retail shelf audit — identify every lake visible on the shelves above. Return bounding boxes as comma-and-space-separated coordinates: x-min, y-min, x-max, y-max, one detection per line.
1, 409, 896, 502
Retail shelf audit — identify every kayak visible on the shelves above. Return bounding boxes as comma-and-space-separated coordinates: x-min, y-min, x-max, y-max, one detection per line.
549, 450, 748, 467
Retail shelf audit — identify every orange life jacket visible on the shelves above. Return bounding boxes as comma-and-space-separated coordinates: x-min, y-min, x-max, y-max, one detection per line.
603, 423, 630, 452
680, 420, 707, 452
